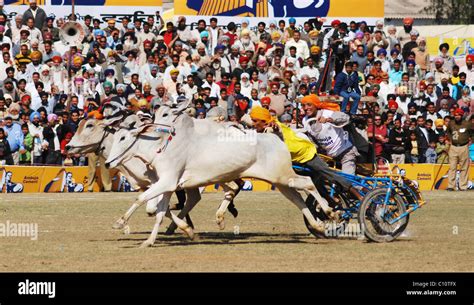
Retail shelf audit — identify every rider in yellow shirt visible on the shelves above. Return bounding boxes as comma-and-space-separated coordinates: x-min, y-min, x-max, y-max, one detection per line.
249, 104, 362, 200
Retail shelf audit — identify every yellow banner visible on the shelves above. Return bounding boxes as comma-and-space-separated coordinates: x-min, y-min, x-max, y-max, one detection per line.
427, 37, 474, 58
175, 0, 383, 19
1, 164, 473, 193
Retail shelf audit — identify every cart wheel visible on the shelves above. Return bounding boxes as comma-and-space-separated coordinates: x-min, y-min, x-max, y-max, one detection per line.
303, 194, 350, 239
358, 188, 409, 243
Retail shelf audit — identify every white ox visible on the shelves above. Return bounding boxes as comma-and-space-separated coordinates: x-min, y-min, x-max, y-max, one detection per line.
66, 114, 242, 236
105, 103, 328, 248
66, 116, 199, 237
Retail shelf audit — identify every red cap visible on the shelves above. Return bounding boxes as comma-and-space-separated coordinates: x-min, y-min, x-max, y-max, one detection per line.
21, 95, 31, 103
454, 108, 464, 116
419, 81, 427, 90
239, 56, 249, 64
52, 55, 62, 63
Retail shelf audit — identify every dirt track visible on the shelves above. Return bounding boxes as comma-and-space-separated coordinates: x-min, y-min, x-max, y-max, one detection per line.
0, 191, 472, 272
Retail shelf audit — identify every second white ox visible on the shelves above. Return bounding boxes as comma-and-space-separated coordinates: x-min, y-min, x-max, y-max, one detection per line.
105, 103, 327, 248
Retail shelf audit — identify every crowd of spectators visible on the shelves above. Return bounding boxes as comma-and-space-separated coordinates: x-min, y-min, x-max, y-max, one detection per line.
0, 0, 473, 169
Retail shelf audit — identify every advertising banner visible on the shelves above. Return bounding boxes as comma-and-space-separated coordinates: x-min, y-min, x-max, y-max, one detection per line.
174, 0, 384, 26
1, 164, 473, 193
4, 0, 163, 22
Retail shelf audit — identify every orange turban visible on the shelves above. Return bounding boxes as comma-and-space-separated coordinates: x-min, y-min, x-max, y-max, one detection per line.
30, 51, 42, 60
87, 110, 103, 120
403, 17, 414, 25
250, 106, 273, 123
301, 94, 340, 111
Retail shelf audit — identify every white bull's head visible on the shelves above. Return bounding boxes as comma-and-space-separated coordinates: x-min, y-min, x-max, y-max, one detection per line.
105, 117, 167, 169
154, 98, 192, 125
66, 118, 107, 154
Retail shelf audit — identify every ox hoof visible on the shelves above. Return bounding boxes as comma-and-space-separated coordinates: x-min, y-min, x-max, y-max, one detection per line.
123, 225, 130, 235
216, 218, 225, 230
184, 227, 195, 240
140, 240, 154, 248
112, 219, 125, 230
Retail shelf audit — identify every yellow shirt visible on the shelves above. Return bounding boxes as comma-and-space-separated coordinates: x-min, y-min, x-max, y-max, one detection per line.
276, 121, 317, 163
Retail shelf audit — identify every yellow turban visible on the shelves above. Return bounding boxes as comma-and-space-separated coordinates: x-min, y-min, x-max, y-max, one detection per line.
138, 99, 148, 107
309, 30, 320, 38
250, 106, 273, 123
170, 68, 179, 75
310, 45, 321, 54
435, 118, 444, 128
73, 56, 83, 65
271, 31, 281, 39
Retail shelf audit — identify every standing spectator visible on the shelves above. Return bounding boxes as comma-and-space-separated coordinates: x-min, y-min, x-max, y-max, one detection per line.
22, 0, 47, 30
19, 123, 32, 164
438, 43, 455, 74
42, 113, 61, 165
414, 116, 431, 163
3, 115, 24, 165
412, 37, 430, 74
28, 111, 43, 164
0, 127, 13, 165
459, 54, 474, 86
425, 141, 437, 163
367, 114, 388, 159
436, 134, 449, 164
397, 17, 415, 47
446, 109, 473, 191
407, 131, 419, 163
388, 118, 406, 164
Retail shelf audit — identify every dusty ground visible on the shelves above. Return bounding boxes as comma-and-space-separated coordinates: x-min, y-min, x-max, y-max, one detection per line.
0, 191, 472, 272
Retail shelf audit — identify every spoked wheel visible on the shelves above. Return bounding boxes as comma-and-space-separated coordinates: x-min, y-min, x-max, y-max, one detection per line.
303, 193, 351, 239
358, 188, 409, 243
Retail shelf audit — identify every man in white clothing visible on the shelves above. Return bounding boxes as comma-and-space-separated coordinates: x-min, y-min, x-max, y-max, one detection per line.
299, 57, 320, 81
284, 31, 309, 61
302, 96, 359, 175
